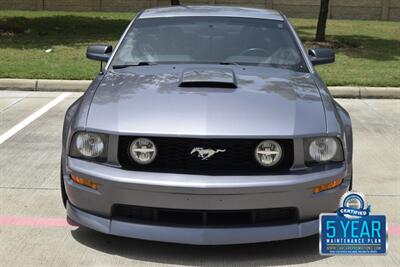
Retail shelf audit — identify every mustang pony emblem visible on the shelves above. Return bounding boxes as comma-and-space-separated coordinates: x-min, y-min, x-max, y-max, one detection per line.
190, 147, 226, 160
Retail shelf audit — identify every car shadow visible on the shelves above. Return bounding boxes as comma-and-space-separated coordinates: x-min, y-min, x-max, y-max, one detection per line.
293, 25, 400, 62
0, 15, 129, 49
71, 227, 329, 266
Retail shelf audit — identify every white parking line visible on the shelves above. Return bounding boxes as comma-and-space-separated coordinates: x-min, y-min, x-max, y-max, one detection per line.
0, 93, 71, 145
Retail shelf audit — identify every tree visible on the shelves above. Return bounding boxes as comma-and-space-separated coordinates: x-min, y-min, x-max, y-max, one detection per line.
315, 0, 330, 42
171, 0, 180, 5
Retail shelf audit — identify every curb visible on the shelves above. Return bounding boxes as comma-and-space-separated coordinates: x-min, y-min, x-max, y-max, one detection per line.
0, 79, 399, 99
0, 79, 91, 92
37, 80, 92, 92
328, 86, 400, 99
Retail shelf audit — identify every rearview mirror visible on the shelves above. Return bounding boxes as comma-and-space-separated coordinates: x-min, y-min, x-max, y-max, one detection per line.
308, 48, 335, 66
87, 45, 113, 62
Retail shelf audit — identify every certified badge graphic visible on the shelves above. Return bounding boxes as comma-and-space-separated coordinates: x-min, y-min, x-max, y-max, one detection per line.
338, 192, 371, 219
319, 191, 387, 255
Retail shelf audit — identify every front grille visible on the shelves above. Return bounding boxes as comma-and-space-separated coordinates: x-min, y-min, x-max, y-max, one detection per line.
112, 205, 299, 228
118, 137, 293, 174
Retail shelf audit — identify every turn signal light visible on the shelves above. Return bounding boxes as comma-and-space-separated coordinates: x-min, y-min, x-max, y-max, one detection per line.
70, 174, 98, 190
313, 178, 343, 193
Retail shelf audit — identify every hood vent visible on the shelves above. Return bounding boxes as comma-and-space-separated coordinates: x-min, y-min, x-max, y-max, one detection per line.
179, 68, 237, 88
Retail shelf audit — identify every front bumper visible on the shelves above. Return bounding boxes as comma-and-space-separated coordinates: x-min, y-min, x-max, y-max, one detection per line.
64, 157, 350, 244
67, 201, 319, 245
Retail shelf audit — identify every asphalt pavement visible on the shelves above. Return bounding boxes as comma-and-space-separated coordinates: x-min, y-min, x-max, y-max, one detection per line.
0, 91, 399, 266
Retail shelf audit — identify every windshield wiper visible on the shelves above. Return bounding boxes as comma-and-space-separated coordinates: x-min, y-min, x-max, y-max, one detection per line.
113, 61, 242, 69
112, 62, 157, 69
219, 61, 242, 66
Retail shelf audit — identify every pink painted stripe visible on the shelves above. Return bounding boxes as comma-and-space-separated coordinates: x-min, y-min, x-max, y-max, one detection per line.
0, 216, 79, 228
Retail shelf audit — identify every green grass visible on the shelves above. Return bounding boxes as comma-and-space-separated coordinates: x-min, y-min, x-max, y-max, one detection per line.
0, 10, 399, 86
0, 11, 132, 80
291, 18, 400, 87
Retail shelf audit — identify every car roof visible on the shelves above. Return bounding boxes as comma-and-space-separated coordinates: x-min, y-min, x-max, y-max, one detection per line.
139, 5, 284, 21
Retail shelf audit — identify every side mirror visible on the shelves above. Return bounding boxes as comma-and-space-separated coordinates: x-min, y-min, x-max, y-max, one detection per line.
87, 45, 113, 62
308, 48, 335, 65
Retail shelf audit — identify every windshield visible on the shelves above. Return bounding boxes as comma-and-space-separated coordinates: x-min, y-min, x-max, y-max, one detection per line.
111, 17, 308, 72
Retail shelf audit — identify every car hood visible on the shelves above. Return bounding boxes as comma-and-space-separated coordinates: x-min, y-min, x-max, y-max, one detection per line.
86, 65, 326, 137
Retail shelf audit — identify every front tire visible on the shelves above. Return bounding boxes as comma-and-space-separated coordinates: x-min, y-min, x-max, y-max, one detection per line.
349, 171, 353, 191
60, 164, 67, 208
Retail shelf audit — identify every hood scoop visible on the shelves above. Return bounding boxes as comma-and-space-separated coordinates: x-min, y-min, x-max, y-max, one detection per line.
179, 68, 237, 88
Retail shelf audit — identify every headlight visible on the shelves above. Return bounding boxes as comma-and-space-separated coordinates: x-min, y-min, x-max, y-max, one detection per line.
307, 137, 342, 162
255, 140, 282, 167
130, 138, 157, 165
70, 132, 107, 160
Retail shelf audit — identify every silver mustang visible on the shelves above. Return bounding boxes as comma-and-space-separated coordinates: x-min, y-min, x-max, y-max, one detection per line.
61, 6, 353, 245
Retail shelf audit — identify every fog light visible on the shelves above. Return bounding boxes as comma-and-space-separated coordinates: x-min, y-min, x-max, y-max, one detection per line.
130, 138, 157, 165
313, 178, 343, 193
255, 140, 282, 167
70, 174, 98, 190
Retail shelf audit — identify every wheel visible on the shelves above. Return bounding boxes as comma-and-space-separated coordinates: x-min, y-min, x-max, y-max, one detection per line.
60, 163, 68, 208
349, 167, 353, 191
